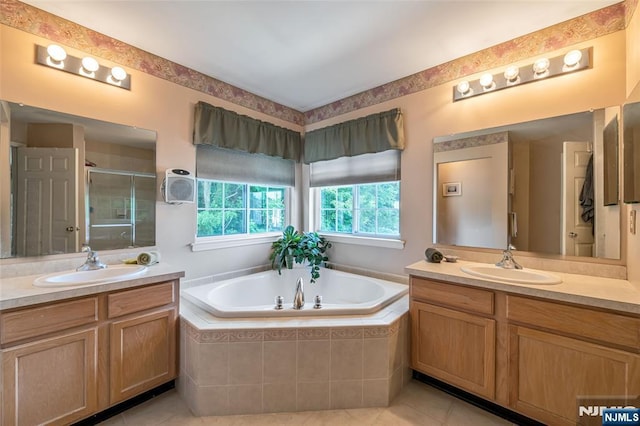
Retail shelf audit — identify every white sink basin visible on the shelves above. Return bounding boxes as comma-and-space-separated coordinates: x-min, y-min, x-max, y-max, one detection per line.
34, 265, 148, 287
460, 265, 562, 285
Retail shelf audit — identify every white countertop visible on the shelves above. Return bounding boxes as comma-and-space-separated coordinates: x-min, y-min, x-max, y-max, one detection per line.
0, 263, 185, 311
405, 260, 640, 315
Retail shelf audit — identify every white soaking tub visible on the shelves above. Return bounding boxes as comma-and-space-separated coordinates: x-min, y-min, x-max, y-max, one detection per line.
181, 267, 408, 318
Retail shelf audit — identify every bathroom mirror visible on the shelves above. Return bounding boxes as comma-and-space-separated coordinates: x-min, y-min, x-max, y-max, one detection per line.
433, 108, 621, 260
623, 101, 640, 204
0, 101, 157, 259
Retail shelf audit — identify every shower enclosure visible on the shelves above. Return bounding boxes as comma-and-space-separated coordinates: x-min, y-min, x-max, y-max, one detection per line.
86, 169, 155, 250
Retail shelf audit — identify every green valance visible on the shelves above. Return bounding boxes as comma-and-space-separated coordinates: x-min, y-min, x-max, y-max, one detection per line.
304, 108, 405, 164
193, 101, 301, 161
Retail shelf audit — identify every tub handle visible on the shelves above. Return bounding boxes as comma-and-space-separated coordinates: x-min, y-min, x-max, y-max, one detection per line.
314, 295, 322, 309
274, 295, 284, 310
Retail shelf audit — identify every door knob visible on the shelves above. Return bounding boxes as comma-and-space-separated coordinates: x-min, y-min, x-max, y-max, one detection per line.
568, 232, 578, 238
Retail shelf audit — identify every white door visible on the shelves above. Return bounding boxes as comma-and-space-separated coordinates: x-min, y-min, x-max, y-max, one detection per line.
561, 142, 594, 257
16, 147, 78, 256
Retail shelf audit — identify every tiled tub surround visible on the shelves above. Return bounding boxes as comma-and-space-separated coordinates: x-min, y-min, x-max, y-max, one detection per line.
178, 296, 410, 416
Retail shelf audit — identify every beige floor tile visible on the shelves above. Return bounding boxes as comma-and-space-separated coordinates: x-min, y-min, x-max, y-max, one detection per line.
98, 379, 516, 426
372, 404, 444, 426
445, 400, 512, 426
392, 380, 455, 423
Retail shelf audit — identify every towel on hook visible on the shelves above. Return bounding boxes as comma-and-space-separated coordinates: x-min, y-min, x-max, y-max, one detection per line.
579, 154, 594, 230
137, 251, 161, 266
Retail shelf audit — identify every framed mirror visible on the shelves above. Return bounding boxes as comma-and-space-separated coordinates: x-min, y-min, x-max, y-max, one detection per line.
433, 108, 621, 260
0, 101, 157, 259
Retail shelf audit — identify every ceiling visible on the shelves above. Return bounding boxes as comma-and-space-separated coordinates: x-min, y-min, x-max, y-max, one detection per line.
23, 0, 620, 112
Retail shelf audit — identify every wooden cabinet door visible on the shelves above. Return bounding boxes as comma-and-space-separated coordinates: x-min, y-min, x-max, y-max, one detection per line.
411, 301, 496, 399
508, 326, 640, 426
1, 328, 98, 426
109, 308, 177, 405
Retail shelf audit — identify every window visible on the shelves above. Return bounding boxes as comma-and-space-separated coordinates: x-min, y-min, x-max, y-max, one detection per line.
318, 181, 400, 237
195, 145, 294, 242
197, 180, 287, 237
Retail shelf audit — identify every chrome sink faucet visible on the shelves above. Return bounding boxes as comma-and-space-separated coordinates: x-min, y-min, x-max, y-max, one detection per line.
77, 244, 107, 271
293, 277, 305, 309
496, 244, 523, 270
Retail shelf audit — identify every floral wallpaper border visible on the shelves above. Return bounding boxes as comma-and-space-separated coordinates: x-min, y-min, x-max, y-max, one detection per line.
434, 132, 509, 153
0, 0, 635, 127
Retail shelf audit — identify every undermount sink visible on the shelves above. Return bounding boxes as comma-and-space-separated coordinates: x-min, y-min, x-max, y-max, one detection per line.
460, 265, 562, 285
33, 265, 148, 288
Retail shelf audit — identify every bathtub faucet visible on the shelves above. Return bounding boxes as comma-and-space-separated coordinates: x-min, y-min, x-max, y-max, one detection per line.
293, 277, 305, 309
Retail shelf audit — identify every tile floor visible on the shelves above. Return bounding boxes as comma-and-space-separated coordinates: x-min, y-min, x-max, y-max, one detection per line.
99, 380, 514, 425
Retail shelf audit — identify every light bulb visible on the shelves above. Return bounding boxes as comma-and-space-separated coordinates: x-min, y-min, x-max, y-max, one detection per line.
479, 73, 494, 89
81, 57, 99, 73
110, 66, 127, 81
504, 66, 519, 81
457, 80, 470, 95
533, 58, 550, 75
563, 50, 582, 67
46, 44, 67, 62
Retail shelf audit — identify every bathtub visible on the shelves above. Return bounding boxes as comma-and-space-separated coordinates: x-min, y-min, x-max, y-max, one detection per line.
181, 267, 408, 318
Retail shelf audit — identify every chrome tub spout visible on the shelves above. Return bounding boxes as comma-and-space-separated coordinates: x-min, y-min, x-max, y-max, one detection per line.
293, 277, 305, 309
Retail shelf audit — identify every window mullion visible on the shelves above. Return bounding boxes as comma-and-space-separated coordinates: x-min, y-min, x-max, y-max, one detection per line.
353, 185, 359, 234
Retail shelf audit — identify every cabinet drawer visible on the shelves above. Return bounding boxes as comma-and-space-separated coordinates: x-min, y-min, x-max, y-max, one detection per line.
411, 278, 494, 315
0, 297, 98, 345
506, 296, 640, 350
108, 282, 175, 318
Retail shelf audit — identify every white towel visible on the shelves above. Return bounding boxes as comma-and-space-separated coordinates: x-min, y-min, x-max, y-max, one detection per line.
137, 251, 161, 266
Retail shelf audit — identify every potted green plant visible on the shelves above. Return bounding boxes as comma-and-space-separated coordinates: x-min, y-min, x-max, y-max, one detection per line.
269, 225, 331, 283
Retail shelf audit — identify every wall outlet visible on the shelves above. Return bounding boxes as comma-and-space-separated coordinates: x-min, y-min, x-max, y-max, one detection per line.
631, 210, 637, 235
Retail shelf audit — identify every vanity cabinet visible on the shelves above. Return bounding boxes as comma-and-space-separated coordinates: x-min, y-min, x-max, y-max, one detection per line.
409, 276, 640, 426
506, 296, 640, 425
410, 278, 496, 399
107, 282, 177, 405
0, 279, 179, 426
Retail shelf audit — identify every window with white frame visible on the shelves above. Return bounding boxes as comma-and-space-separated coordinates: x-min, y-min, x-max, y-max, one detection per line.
196, 146, 293, 238
318, 182, 400, 236
310, 150, 401, 238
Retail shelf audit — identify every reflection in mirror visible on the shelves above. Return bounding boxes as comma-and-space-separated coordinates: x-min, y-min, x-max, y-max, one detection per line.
0, 101, 156, 259
603, 114, 619, 206
433, 108, 621, 260
623, 101, 640, 203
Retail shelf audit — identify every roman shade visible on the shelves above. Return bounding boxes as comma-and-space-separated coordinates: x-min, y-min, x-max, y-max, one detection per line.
309, 150, 401, 187
193, 101, 301, 161
196, 146, 295, 187
304, 108, 404, 164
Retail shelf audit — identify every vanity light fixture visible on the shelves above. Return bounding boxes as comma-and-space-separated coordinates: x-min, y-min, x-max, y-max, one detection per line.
563, 49, 583, 69
35, 44, 131, 90
46, 44, 66, 68
479, 73, 494, 90
452, 47, 591, 102
503, 66, 520, 84
532, 57, 550, 77
456, 80, 471, 96
80, 56, 99, 77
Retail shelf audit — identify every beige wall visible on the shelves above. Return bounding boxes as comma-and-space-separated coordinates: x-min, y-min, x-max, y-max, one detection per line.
0, 23, 632, 280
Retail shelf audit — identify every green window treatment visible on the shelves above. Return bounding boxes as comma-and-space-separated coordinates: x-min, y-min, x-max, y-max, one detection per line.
304, 108, 404, 164
196, 146, 295, 187
193, 101, 301, 161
